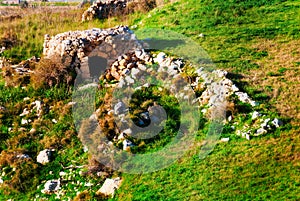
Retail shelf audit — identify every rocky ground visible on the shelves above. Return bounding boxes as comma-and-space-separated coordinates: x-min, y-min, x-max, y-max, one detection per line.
0, 25, 284, 198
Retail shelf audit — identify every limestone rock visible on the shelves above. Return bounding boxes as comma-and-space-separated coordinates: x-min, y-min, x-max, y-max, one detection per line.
123, 139, 133, 151
271, 118, 283, 128
220, 137, 230, 142
114, 101, 127, 115
252, 111, 260, 120
261, 118, 271, 130
21, 119, 28, 125
255, 128, 267, 136
37, 149, 55, 164
122, 128, 132, 135
82, 0, 132, 22
154, 52, 166, 64
245, 133, 251, 140
16, 154, 31, 160
41, 179, 60, 194
97, 177, 122, 197
235, 92, 257, 107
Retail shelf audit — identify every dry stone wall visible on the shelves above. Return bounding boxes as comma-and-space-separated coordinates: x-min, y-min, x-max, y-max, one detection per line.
43, 25, 133, 62
43, 25, 141, 80
81, 0, 132, 22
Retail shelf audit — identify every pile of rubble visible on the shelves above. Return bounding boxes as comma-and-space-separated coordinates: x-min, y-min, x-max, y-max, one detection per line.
3, 25, 283, 142
2, 26, 137, 86
43, 25, 141, 80
91, 49, 283, 143
81, 0, 158, 22
39, 25, 285, 146
82, 0, 134, 22
82, 0, 132, 22
43, 25, 133, 62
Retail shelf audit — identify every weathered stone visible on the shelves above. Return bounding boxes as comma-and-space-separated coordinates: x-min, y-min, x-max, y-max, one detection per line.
29, 128, 36, 134
42, 179, 60, 194
271, 118, 283, 128
97, 177, 122, 197
122, 69, 130, 75
252, 111, 261, 120
20, 108, 30, 117
37, 149, 55, 164
220, 137, 230, 142
111, 67, 120, 80
16, 154, 31, 160
23, 97, 30, 101
154, 52, 166, 64
261, 118, 271, 129
122, 128, 132, 135
130, 67, 140, 79
124, 75, 134, 84
123, 139, 133, 151
235, 92, 257, 107
245, 133, 251, 140
21, 119, 28, 125
255, 128, 267, 136
114, 101, 127, 115
119, 59, 127, 67
118, 133, 125, 140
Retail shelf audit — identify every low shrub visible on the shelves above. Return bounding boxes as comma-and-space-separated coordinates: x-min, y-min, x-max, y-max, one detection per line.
0, 30, 20, 50
126, 0, 157, 14
30, 54, 76, 89
0, 150, 39, 194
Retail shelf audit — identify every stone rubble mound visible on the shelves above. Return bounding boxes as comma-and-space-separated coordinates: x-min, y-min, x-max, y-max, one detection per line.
43, 25, 133, 62
2, 25, 283, 142
40, 26, 282, 148
81, 0, 132, 22
82, 48, 282, 148
3, 26, 140, 86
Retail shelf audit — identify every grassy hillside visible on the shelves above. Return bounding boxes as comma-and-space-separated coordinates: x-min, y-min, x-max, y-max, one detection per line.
0, 0, 299, 200
116, 0, 300, 200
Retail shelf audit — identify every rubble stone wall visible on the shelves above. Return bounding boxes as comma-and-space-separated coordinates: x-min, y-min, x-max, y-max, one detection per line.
81, 0, 132, 22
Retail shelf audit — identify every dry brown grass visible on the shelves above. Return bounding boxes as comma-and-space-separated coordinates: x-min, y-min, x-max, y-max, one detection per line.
240, 39, 300, 125
0, 149, 39, 193
31, 55, 75, 88
155, 0, 178, 7
123, 0, 157, 16
0, 30, 19, 49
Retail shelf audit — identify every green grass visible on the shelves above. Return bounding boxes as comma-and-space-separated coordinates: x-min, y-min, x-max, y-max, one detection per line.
114, 0, 300, 200
133, 0, 300, 73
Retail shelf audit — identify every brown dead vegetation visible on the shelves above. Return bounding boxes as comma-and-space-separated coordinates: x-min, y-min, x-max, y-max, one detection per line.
31, 55, 76, 89
242, 39, 300, 125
